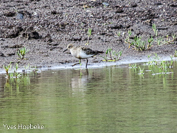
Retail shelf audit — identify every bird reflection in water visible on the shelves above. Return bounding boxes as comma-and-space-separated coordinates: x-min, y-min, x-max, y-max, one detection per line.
71, 69, 89, 90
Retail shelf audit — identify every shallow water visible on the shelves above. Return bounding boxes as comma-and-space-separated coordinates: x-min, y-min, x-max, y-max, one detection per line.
1, 61, 177, 133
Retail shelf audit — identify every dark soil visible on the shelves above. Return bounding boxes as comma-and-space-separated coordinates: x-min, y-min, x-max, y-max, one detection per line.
0, 0, 177, 68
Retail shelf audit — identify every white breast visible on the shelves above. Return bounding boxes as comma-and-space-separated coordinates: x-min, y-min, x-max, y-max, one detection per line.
79, 50, 93, 59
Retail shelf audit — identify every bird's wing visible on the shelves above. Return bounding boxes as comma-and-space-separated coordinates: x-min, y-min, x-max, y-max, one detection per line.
81, 47, 96, 55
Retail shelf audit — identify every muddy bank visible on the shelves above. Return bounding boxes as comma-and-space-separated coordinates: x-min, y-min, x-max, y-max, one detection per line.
0, 0, 177, 68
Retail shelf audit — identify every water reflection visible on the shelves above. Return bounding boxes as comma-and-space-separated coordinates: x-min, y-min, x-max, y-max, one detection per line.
70, 68, 106, 97
0, 75, 6, 98
0, 62, 177, 133
70, 69, 88, 89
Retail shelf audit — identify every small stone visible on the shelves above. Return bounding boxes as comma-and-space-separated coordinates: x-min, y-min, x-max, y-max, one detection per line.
46, 38, 53, 42
102, 2, 109, 6
16, 13, 24, 20
31, 31, 40, 39
8, 44, 23, 48
71, 35, 82, 41
130, 3, 137, 7
154, 2, 162, 6
0, 51, 5, 57
23, 31, 40, 39
1, 45, 8, 48
157, 27, 168, 30
7, 52, 15, 56
4, 12, 16, 17
170, 4, 177, 7
115, 8, 124, 13
108, 24, 123, 29
47, 43, 59, 46
33, 12, 39, 18
51, 10, 57, 15
6, 26, 23, 38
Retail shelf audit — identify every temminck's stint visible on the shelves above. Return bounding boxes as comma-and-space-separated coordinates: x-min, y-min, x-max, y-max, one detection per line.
63, 44, 103, 68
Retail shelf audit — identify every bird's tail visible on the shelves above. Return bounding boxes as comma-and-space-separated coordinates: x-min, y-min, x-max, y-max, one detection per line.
94, 50, 104, 55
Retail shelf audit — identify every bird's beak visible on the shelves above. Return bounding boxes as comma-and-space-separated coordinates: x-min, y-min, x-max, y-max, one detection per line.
63, 48, 68, 52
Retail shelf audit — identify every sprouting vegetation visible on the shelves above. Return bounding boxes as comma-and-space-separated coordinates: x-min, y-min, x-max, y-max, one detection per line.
152, 24, 176, 46
129, 64, 137, 69
88, 28, 92, 37
13, 63, 21, 79
138, 66, 144, 75
174, 50, 177, 57
152, 24, 158, 36
100, 48, 122, 62
17, 47, 28, 59
147, 37, 154, 49
156, 35, 176, 46
3, 62, 12, 78
4, 73, 31, 95
125, 30, 153, 51
3, 62, 38, 94
3, 62, 38, 80
125, 24, 176, 51
152, 24, 177, 46
146, 53, 160, 66
117, 31, 121, 37
129, 54, 174, 77
86, 28, 92, 45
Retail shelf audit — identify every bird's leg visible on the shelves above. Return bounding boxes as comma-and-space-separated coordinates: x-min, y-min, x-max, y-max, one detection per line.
86, 68, 88, 74
71, 59, 81, 67
71, 63, 79, 67
86, 59, 88, 68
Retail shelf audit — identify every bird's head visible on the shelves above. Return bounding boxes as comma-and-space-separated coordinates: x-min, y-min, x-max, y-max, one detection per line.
67, 44, 74, 49
63, 44, 74, 52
